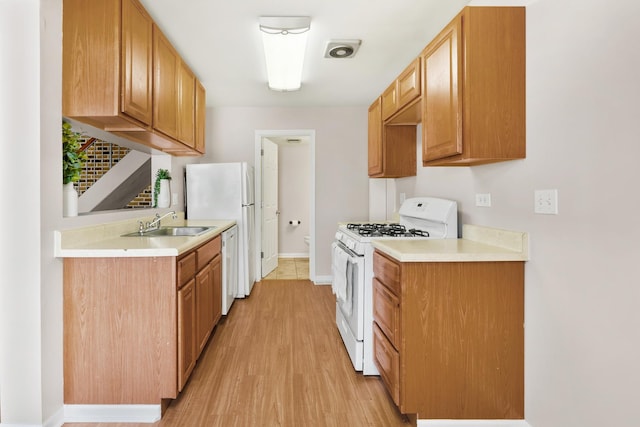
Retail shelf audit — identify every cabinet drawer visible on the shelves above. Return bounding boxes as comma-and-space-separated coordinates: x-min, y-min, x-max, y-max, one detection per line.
177, 252, 196, 288
373, 322, 400, 406
197, 235, 221, 271
373, 278, 400, 349
373, 251, 400, 295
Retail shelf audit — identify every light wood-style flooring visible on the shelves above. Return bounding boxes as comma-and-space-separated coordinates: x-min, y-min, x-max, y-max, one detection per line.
64, 279, 410, 427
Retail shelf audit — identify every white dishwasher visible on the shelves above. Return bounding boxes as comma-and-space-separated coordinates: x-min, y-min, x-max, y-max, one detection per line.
221, 225, 238, 315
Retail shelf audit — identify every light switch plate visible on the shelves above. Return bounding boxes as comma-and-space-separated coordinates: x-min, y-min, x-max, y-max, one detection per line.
534, 189, 558, 214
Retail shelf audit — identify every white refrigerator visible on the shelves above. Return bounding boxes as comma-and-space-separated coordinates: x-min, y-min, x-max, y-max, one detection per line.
186, 162, 255, 297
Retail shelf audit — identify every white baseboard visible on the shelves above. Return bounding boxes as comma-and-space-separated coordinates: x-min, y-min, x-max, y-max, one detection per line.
313, 275, 332, 285
418, 420, 531, 427
278, 253, 309, 258
0, 423, 44, 427
64, 404, 161, 423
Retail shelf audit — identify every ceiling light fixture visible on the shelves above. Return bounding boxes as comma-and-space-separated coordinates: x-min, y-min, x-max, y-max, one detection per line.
259, 16, 311, 92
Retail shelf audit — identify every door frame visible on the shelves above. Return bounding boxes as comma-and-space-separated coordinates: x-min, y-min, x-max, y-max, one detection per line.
254, 129, 316, 282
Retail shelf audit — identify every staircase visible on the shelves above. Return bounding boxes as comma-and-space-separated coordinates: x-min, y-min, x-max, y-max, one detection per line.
78, 150, 152, 212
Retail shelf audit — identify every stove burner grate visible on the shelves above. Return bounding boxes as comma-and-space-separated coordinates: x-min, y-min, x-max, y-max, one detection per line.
345, 223, 430, 238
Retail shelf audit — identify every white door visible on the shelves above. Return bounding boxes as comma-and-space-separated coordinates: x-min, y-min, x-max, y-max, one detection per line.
261, 138, 279, 277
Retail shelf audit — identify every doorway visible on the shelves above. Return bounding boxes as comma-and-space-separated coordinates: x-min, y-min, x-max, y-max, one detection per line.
254, 130, 316, 282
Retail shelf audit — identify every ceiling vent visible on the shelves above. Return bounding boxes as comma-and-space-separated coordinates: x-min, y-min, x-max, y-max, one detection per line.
323, 39, 361, 59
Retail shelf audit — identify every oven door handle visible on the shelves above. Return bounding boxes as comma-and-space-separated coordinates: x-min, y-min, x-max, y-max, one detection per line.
335, 240, 361, 260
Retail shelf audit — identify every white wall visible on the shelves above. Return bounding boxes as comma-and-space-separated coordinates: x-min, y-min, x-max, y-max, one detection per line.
395, 0, 640, 425
0, 0, 47, 423
205, 107, 369, 276
278, 143, 310, 256
0, 2, 193, 424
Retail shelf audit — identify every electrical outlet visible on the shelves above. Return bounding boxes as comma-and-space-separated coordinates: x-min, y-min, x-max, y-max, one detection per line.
475, 193, 492, 207
534, 189, 558, 214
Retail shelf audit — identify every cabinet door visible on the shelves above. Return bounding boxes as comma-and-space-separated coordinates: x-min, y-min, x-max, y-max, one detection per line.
211, 254, 222, 325
397, 58, 421, 109
422, 16, 463, 162
177, 278, 196, 392
153, 26, 179, 139
381, 82, 397, 121
368, 98, 383, 176
196, 263, 214, 355
177, 61, 196, 148
120, 0, 153, 126
195, 80, 206, 154
62, 0, 121, 120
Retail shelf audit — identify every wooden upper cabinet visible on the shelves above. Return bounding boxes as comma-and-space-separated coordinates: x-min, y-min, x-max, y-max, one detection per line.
422, 7, 526, 166
195, 80, 207, 154
397, 58, 421, 109
153, 27, 203, 155
381, 82, 398, 121
63, 0, 205, 156
177, 61, 196, 148
368, 98, 384, 176
422, 16, 462, 162
120, 0, 153, 125
382, 58, 421, 124
153, 26, 180, 140
63, 0, 153, 130
369, 97, 417, 178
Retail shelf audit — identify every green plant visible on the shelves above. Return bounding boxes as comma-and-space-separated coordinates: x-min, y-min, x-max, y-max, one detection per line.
153, 168, 172, 207
62, 121, 87, 184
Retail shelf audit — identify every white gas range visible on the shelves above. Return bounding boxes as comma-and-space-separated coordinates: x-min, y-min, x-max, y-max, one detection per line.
331, 197, 458, 375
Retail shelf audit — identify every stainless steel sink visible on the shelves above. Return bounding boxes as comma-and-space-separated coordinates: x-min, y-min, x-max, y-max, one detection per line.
122, 226, 215, 237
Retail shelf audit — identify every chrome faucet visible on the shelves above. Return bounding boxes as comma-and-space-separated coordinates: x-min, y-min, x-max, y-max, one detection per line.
138, 211, 177, 234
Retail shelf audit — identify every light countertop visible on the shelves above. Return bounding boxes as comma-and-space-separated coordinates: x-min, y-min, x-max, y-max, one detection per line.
371, 224, 529, 262
55, 213, 236, 258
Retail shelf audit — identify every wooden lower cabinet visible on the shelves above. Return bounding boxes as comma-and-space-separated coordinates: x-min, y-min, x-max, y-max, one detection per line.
178, 278, 197, 391
64, 234, 222, 404
372, 250, 525, 420
195, 263, 214, 355
211, 253, 222, 326
175, 235, 223, 392
195, 249, 222, 356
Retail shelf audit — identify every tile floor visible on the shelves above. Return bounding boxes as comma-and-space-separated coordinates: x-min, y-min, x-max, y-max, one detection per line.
263, 257, 309, 280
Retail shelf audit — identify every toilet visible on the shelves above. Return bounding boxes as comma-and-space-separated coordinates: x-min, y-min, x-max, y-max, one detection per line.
304, 236, 310, 246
